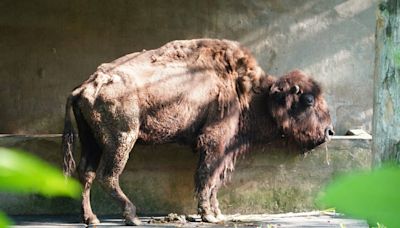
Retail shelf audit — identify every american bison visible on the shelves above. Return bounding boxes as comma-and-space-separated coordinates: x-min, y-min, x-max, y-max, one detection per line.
62, 39, 334, 225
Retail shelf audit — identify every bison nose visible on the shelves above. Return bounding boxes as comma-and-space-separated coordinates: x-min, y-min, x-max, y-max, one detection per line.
325, 126, 335, 140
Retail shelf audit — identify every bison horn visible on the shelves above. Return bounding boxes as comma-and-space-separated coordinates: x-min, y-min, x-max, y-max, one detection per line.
292, 85, 300, 94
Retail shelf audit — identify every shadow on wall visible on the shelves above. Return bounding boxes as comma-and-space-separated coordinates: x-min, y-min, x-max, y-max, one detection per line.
216, 0, 376, 135
0, 134, 372, 215
0, 0, 375, 135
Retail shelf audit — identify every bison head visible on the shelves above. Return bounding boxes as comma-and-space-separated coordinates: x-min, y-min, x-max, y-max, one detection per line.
268, 70, 334, 149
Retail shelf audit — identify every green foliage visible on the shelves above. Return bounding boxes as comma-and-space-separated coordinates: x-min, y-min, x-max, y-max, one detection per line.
317, 165, 400, 227
0, 147, 81, 227
0, 147, 81, 198
0, 212, 11, 228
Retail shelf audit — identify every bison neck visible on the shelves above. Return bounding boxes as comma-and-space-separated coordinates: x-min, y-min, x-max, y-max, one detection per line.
239, 93, 281, 145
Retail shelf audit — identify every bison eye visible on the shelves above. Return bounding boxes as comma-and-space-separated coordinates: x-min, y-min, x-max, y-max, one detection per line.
300, 94, 314, 106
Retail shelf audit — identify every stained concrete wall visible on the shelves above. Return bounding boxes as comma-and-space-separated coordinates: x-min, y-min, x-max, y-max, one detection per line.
0, 0, 376, 135
0, 0, 376, 217
0, 136, 371, 216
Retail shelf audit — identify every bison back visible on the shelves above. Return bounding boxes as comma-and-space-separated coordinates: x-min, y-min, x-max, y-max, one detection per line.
75, 39, 266, 144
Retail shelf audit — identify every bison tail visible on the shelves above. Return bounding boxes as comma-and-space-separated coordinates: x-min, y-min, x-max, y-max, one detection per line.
62, 94, 77, 177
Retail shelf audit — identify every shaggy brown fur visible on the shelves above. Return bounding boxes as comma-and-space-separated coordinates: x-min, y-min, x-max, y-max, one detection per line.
62, 39, 333, 225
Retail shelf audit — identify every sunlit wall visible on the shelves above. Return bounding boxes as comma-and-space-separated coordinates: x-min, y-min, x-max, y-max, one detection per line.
0, 0, 376, 135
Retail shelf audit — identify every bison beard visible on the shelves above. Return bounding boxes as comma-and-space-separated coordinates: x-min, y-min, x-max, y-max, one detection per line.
62, 39, 333, 225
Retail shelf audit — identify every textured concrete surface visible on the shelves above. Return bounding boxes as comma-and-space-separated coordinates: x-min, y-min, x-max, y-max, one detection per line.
0, 0, 376, 135
10, 212, 369, 228
372, 0, 400, 164
0, 134, 371, 216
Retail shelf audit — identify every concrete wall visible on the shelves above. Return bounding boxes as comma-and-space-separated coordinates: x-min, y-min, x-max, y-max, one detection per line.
0, 0, 376, 135
0, 136, 371, 216
0, 0, 376, 217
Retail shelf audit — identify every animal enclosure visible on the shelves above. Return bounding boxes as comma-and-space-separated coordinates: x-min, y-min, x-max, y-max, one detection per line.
0, 0, 378, 222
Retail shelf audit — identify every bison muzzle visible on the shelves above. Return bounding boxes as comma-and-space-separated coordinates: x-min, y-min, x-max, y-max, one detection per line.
62, 39, 333, 225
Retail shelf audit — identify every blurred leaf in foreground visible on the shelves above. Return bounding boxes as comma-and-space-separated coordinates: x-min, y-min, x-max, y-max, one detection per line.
317, 165, 400, 227
0, 211, 11, 228
0, 147, 81, 198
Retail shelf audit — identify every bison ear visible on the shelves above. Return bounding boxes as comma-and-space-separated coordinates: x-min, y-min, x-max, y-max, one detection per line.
261, 74, 276, 93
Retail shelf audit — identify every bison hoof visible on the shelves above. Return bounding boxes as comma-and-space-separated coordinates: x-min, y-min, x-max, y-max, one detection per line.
125, 216, 142, 226
201, 214, 221, 223
83, 215, 100, 225
215, 213, 226, 221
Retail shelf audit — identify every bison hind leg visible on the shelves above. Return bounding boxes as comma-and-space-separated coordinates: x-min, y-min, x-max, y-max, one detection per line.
73, 105, 102, 225
96, 127, 141, 226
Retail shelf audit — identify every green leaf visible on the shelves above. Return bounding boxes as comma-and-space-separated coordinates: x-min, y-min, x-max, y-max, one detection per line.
0, 147, 81, 198
0, 211, 12, 228
317, 165, 400, 227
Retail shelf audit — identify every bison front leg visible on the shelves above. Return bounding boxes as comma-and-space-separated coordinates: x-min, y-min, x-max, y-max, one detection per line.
210, 182, 225, 221
208, 154, 236, 221
195, 152, 221, 223
195, 153, 231, 223
195, 118, 239, 222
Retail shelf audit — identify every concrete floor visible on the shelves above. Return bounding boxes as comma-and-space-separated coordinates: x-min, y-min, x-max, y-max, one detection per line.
10, 212, 369, 228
